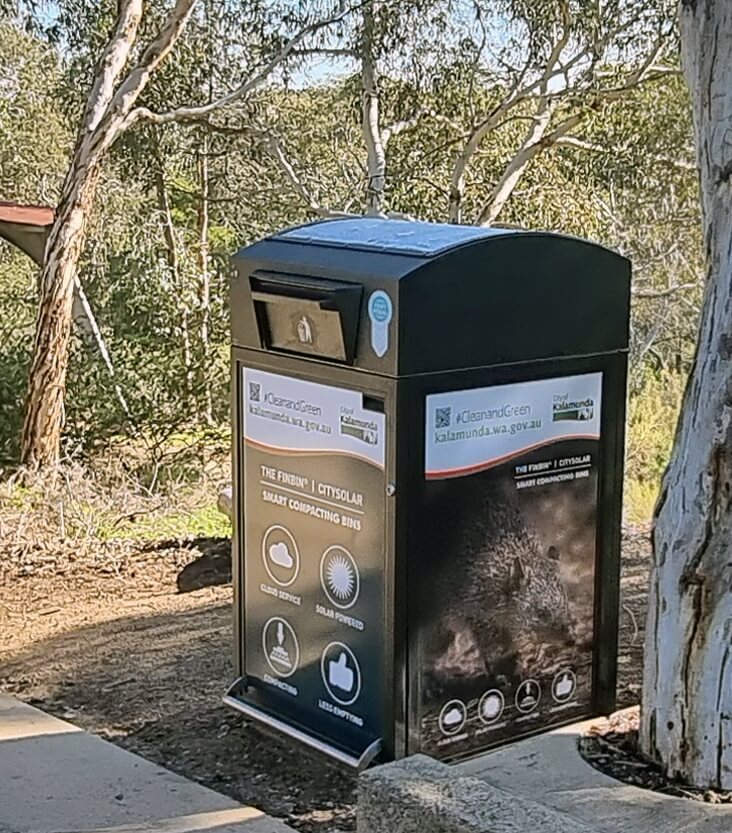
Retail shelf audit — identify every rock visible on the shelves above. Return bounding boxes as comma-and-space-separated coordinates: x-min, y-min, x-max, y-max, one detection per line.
176, 540, 232, 592
217, 485, 232, 521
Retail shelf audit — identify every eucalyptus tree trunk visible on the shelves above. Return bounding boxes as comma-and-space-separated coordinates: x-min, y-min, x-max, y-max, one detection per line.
20, 159, 102, 467
19, 0, 196, 467
360, 0, 385, 216
19, 0, 348, 466
641, 0, 732, 790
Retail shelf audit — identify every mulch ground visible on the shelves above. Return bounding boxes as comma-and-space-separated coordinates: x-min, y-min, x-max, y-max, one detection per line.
580, 708, 732, 804
0, 525, 652, 832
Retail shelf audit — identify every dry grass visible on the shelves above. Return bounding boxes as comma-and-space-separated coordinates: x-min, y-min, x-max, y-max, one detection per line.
0, 440, 231, 585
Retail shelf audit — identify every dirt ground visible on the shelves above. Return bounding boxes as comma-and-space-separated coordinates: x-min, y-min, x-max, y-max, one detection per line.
0, 526, 651, 833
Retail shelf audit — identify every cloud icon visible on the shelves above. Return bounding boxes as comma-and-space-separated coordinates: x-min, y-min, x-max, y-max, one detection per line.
482, 695, 502, 719
443, 707, 463, 727
269, 542, 294, 569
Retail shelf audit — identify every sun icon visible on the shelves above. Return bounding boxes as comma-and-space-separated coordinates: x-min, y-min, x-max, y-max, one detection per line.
327, 554, 355, 600
320, 547, 360, 608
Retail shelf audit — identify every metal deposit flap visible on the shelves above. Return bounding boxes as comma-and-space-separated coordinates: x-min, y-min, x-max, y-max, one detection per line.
250, 272, 362, 363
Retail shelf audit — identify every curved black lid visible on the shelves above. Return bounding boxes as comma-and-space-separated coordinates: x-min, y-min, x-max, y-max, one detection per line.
232, 218, 630, 375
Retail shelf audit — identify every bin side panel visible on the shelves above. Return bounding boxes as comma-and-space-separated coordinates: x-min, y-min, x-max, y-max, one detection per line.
235, 364, 389, 760
408, 365, 614, 761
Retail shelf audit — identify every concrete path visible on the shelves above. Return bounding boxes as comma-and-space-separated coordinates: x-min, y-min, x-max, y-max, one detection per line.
0, 694, 293, 833
458, 716, 731, 833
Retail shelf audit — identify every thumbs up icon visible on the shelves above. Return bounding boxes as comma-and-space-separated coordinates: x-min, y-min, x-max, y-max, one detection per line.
553, 669, 576, 701
328, 651, 354, 693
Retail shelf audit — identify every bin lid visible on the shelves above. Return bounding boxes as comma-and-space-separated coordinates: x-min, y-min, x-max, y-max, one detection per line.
232, 218, 631, 376
278, 217, 518, 255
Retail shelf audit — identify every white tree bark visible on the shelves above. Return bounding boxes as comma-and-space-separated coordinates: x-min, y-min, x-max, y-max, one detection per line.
360, 1, 386, 216
266, 136, 355, 219
476, 98, 554, 226
82, 0, 144, 133
73, 277, 131, 419
641, 0, 732, 790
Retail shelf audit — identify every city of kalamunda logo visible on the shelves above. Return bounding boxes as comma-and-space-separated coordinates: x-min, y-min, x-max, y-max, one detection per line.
339, 413, 379, 444
553, 394, 594, 422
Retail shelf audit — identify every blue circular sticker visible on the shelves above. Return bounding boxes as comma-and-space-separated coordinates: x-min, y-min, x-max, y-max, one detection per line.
368, 290, 393, 324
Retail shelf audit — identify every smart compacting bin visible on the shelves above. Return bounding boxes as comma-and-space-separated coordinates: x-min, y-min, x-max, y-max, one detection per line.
225, 218, 630, 768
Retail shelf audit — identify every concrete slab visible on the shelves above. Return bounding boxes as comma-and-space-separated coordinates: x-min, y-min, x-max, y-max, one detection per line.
0, 695, 292, 833
457, 715, 731, 833
358, 754, 597, 833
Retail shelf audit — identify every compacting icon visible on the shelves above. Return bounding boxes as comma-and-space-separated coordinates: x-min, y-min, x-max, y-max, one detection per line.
515, 680, 541, 714
320, 545, 360, 609
321, 641, 362, 706
262, 617, 300, 678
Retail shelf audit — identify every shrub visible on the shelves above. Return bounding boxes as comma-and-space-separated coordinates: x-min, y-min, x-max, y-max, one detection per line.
624, 369, 687, 523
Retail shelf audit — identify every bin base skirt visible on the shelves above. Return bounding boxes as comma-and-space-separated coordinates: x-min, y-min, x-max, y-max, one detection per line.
223, 678, 382, 769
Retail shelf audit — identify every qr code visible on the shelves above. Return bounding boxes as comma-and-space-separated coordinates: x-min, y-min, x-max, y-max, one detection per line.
435, 407, 451, 428
249, 382, 261, 402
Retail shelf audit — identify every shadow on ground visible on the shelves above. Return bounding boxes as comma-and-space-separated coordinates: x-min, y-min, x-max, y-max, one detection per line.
137, 536, 232, 593
1, 600, 356, 832
0, 526, 651, 832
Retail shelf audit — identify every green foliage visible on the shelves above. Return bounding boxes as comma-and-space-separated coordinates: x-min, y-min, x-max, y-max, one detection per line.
0, 440, 230, 544
0, 22, 68, 200
95, 502, 231, 542
0, 5, 702, 511
0, 247, 33, 461
624, 369, 687, 522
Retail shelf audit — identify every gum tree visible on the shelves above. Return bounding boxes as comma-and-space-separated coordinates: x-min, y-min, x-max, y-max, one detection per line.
641, 0, 731, 789
262, 1, 680, 226
19, 0, 352, 468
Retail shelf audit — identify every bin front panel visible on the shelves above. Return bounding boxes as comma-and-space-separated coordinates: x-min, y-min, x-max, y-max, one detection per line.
416, 372, 603, 759
240, 367, 387, 754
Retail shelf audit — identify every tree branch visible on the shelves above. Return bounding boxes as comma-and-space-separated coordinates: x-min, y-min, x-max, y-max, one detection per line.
476, 98, 557, 226
633, 282, 700, 299
471, 24, 675, 226
448, 0, 575, 223
361, 0, 385, 215
555, 135, 696, 170
73, 277, 131, 419
382, 110, 426, 146
266, 137, 356, 219
290, 46, 356, 58
127, 5, 354, 128
82, 0, 143, 134
100, 0, 199, 143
